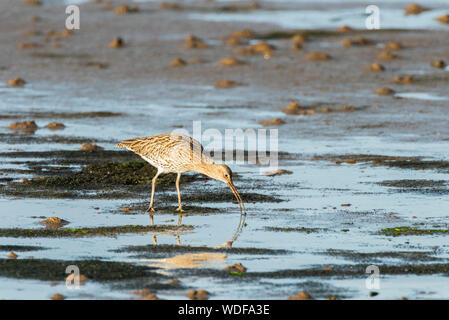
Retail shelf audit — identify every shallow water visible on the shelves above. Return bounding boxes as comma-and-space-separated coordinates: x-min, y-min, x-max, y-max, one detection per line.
395, 92, 449, 101
189, 2, 449, 30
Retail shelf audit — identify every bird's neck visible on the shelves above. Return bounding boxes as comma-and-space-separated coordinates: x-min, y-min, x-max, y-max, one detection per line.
195, 163, 217, 179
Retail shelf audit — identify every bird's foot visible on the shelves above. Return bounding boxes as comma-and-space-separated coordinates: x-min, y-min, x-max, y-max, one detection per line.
146, 207, 155, 213
215, 241, 233, 248
176, 207, 184, 213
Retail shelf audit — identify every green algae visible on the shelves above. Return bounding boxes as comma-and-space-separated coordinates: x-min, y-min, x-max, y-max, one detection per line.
255, 30, 338, 40
325, 249, 440, 262
0, 150, 279, 202
0, 225, 192, 238
230, 271, 245, 276
378, 180, 447, 188
381, 226, 449, 237
265, 226, 324, 233
414, 74, 449, 84
180, 191, 282, 203
255, 28, 412, 40
113, 244, 288, 256
30, 52, 93, 60
115, 203, 222, 215
0, 259, 158, 281
0, 150, 138, 165
377, 179, 448, 194
0, 111, 122, 120
176, 263, 449, 279
28, 162, 161, 188
110, 278, 183, 292
0, 133, 111, 145
3, 159, 197, 199
2, 157, 277, 202
0, 245, 47, 252
312, 154, 449, 173
385, 160, 449, 172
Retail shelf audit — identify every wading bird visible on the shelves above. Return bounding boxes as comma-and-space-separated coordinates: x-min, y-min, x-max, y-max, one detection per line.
116, 133, 246, 225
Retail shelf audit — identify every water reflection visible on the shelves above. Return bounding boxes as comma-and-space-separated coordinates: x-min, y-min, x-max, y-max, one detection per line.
148, 209, 246, 248
151, 233, 182, 246
144, 252, 227, 270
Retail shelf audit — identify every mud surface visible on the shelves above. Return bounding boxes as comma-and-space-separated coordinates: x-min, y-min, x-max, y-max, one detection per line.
0, 259, 158, 281
0, 225, 192, 238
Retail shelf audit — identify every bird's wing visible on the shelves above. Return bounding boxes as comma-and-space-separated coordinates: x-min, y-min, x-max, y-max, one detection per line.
116, 133, 213, 168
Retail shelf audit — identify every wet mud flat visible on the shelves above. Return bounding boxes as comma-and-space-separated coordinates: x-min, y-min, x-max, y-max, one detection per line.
1, 147, 449, 299
0, 0, 449, 299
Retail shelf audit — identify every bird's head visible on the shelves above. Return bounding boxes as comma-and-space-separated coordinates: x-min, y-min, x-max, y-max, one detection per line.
205, 164, 246, 216
208, 163, 233, 184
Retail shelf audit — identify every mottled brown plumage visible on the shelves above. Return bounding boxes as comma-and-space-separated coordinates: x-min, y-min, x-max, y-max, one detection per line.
116, 133, 213, 173
116, 133, 245, 224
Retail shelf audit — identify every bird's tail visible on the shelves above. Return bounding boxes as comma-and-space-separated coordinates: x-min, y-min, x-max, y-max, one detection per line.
116, 137, 145, 152
115, 141, 132, 149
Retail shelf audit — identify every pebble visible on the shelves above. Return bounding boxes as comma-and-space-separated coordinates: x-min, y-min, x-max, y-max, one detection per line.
187, 289, 210, 300
373, 87, 395, 95
45, 122, 65, 130
288, 291, 312, 300
259, 118, 285, 127
108, 37, 124, 48
40, 216, 69, 228
214, 79, 239, 88
8, 77, 26, 86
218, 57, 244, 66
80, 143, 104, 151
224, 263, 247, 273
170, 58, 187, 67
306, 52, 331, 61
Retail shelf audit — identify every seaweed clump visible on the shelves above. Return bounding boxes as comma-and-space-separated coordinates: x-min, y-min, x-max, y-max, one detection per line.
0, 259, 157, 281
381, 226, 448, 237
0, 225, 191, 238
27, 162, 161, 189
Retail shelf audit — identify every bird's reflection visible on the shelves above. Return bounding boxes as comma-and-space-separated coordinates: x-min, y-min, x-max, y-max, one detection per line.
146, 252, 227, 270
150, 211, 183, 245
148, 209, 246, 248
150, 211, 183, 227
227, 210, 247, 247
152, 233, 181, 246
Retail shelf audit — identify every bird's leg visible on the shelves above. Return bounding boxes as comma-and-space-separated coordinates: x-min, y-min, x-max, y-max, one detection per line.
175, 173, 184, 213
147, 170, 161, 213
175, 173, 184, 226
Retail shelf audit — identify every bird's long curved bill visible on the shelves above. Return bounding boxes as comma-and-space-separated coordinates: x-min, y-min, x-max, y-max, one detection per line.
228, 182, 246, 216
219, 182, 246, 247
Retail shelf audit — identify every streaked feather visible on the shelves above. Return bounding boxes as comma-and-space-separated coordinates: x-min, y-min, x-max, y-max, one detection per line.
116, 133, 214, 172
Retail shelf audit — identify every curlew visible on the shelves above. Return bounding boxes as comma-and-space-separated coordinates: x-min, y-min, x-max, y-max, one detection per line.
116, 133, 246, 224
